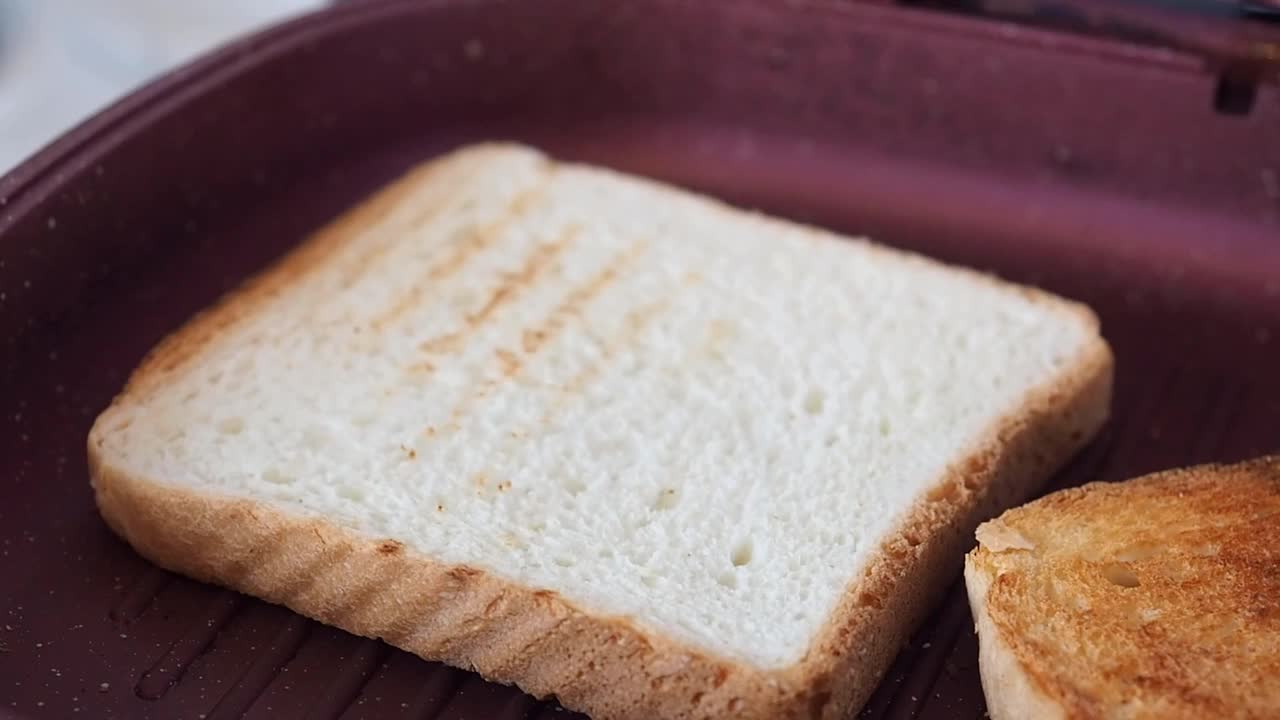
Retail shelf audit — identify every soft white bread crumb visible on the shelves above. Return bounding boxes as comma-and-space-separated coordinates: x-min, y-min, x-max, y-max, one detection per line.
90, 143, 1112, 720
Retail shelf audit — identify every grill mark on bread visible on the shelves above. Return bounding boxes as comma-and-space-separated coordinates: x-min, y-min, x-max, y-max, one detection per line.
450, 591, 546, 676
328, 567, 408, 627
494, 348, 521, 376
536, 296, 672, 428
371, 180, 551, 331
132, 162, 464, 391
219, 508, 289, 585
525, 267, 693, 434
248, 525, 359, 606
337, 168, 475, 291
524, 239, 651, 355
397, 569, 504, 654
377, 564, 459, 648
122, 154, 544, 398
414, 226, 579, 359
377, 224, 576, 435
449, 565, 482, 581
441, 239, 649, 433
403, 361, 438, 381
467, 228, 577, 327
347, 555, 447, 649
418, 334, 460, 355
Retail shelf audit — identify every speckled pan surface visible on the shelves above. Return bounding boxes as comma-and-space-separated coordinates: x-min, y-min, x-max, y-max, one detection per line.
1, 1, 1278, 718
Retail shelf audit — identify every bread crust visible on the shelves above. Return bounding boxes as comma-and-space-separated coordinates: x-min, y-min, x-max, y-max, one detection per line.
966, 556, 1069, 720
966, 457, 1280, 720
788, 329, 1111, 720
88, 143, 1114, 720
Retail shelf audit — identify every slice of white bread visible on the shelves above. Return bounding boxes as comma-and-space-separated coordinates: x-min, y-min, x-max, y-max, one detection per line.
89, 143, 1112, 720
965, 456, 1280, 720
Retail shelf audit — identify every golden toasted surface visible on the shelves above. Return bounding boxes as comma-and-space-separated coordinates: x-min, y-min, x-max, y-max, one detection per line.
969, 456, 1280, 719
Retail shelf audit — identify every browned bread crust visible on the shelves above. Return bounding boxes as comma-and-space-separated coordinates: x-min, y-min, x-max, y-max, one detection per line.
966, 456, 1280, 720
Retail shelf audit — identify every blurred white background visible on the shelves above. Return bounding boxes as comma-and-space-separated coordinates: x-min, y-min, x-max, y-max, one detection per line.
0, 0, 326, 174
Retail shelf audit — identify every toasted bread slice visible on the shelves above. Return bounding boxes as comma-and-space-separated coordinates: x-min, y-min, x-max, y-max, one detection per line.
965, 456, 1280, 720
90, 143, 1113, 720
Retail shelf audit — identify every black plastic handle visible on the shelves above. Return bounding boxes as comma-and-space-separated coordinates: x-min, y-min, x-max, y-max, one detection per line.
899, 0, 1280, 84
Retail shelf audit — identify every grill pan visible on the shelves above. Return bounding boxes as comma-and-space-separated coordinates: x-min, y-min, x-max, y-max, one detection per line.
1, 1, 1278, 718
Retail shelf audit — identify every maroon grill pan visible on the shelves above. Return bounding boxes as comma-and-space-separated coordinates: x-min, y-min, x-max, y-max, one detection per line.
2, 0, 1279, 718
